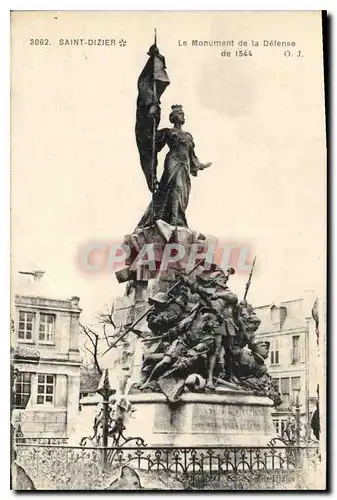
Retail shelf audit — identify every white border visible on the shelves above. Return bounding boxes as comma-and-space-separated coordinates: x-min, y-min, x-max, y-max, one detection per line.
2, 2, 334, 497
3, 1, 336, 10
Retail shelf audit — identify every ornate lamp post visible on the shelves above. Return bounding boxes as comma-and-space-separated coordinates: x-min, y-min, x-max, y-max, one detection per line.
80, 369, 146, 470
294, 395, 301, 446
96, 369, 116, 465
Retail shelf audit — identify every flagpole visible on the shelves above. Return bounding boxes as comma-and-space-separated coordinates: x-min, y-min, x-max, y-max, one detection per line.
150, 28, 158, 225
243, 256, 256, 301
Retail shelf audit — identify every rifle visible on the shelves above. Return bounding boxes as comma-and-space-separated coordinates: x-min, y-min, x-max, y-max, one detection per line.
102, 259, 206, 356
243, 256, 256, 301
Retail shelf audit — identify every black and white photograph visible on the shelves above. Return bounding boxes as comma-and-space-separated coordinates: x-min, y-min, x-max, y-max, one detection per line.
10, 10, 326, 491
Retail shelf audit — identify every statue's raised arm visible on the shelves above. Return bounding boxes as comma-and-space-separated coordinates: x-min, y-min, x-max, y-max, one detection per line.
189, 139, 212, 177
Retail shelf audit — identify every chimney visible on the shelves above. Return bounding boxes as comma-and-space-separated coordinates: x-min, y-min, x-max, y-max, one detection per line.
70, 296, 80, 308
303, 288, 317, 319
18, 270, 45, 281
33, 270, 45, 281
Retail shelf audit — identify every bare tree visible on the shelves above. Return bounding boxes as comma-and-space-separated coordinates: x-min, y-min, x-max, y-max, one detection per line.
80, 324, 103, 376
79, 300, 132, 373
79, 302, 125, 373
97, 303, 116, 349
97, 302, 116, 329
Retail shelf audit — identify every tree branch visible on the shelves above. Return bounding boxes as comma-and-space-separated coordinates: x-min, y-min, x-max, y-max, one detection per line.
97, 303, 116, 329
102, 324, 112, 348
80, 324, 102, 376
83, 343, 94, 357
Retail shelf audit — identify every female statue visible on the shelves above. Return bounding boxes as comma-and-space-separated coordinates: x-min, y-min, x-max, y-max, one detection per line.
137, 105, 212, 228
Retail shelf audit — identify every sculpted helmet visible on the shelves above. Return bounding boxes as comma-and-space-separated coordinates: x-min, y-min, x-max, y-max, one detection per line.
249, 340, 270, 360
148, 292, 168, 305
184, 373, 206, 393
256, 340, 270, 349
200, 306, 223, 323
249, 340, 270, 351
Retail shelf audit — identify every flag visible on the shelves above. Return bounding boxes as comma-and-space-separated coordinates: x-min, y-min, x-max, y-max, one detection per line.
311, 297, 319, 346
135, 42, 170, 192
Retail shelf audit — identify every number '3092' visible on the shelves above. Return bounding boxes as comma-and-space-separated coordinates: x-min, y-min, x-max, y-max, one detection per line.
30, 38, 50, 46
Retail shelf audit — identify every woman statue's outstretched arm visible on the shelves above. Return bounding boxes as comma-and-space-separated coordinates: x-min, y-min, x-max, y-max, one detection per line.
190, 143, 212, 177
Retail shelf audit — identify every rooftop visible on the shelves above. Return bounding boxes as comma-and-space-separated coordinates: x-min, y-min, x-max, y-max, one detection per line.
254, 291, 318, 334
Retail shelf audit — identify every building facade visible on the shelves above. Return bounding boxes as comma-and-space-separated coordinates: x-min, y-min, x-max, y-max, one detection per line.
12, 292, 82, 437
254, 290, 322, 437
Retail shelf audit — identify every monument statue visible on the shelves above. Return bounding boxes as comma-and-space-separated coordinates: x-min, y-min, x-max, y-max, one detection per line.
100, 34, 282, 448
135, 40, 211, 228
122, 259, 281, 406
137, 104, 212, 228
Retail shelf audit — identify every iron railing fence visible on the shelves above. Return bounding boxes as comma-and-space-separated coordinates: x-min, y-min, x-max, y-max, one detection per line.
15, 437, 68, 445
15, 443, 321, 490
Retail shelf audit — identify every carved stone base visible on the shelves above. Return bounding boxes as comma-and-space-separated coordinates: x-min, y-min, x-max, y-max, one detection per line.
126, 391, 275, 447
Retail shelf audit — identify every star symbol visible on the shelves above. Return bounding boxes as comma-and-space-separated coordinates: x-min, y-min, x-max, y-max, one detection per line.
119, 38, 127, 47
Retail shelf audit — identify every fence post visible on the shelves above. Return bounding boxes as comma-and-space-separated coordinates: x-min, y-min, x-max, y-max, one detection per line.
294, 396, 303, 468
96, 369, 116, 469
295, 396, 301, 446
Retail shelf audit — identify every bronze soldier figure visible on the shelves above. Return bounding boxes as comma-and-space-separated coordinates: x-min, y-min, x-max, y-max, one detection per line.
146, 290, 187, 335
232, 300, 262, 357
140, 307, 218, 392
182, 266, 238, 386
140, 289, 188, 382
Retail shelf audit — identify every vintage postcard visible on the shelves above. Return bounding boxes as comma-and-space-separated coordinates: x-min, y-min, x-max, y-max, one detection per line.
10, 10, 326, 491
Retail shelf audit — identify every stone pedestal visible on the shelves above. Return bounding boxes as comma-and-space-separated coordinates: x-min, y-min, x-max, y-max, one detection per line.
127, 391, 275, 447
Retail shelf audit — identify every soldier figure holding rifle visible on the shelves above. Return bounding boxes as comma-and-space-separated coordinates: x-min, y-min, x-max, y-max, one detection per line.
182, 266, 238, 385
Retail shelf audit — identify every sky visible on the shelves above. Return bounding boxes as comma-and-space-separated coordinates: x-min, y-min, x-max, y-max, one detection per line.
11, 11, 326, 324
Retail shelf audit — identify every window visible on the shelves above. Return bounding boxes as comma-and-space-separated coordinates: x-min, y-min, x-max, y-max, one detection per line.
18, 312, 34, 341
37, 374, 55, 405
39, 314, 55, 343
291, 335, 300, 363
271, 306, 279, 324
291, 376, 301, 405
281, 377, 290, 407
14, 372, 31, 408
280, 307, 287, 329
273, 418, 289, 436
273, 419, 280, 435
280, 419, 288, 435
270, 339, 279, 364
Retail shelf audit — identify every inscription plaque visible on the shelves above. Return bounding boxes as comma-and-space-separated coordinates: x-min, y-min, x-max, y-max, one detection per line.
191, 405, 273, 434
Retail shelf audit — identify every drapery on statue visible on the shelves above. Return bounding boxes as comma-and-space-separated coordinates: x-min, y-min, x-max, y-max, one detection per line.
135, 37, 211, 228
